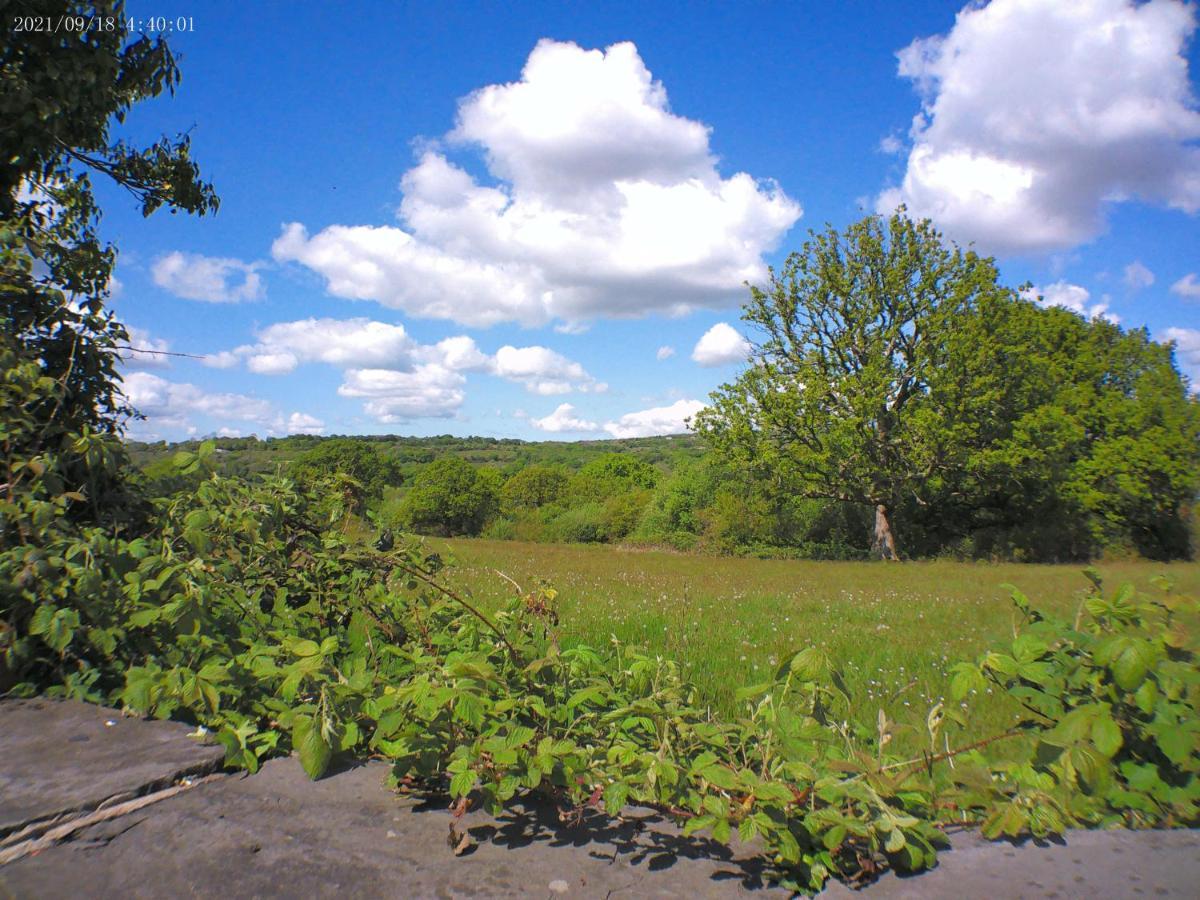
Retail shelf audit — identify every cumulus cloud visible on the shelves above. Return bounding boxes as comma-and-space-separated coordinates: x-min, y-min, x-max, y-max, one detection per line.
603, 398, 705, 438
656, 345, 675, 360
122, 372, 275, 430
878, 0, 1200, 254
203, 317, 601, 421
202, 350, 241, 369
1162, 326, 1200, 388
272, 40, 800, 327
492, 345, 603, 394
1123, 261, 1156, 291
337, 365, 466, 422
1022, 281, 1118, 322
531, 403, 600, 433
152, 251, 265, 303
691, 322, 751, 366
286, 412, 325, 435
1171, 273, 1200, 298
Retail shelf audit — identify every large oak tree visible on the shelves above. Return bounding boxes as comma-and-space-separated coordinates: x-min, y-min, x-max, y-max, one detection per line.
694, 212, 1010, 559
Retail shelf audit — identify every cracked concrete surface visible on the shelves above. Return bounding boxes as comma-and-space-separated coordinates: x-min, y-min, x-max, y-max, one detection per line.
1, 699, 1197, 898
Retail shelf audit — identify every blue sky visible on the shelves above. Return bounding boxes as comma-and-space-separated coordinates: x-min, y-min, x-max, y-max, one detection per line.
100, 0, 1200, 441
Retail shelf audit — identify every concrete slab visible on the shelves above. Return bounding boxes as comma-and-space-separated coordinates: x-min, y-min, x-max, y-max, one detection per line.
0, 698, 224, 837
0, 756, 784, 898
819, 827, 1200, 899
1, 700, 1197, 898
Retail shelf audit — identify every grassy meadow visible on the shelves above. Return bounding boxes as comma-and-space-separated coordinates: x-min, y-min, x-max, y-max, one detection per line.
436, 538, 1200, 754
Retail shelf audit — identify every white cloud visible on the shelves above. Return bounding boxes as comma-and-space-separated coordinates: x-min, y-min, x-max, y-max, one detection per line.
122, 372, 275, 430
691, 322, 751, 366
240, 318, 417, 374
337, 365, 466, 421
119, 325, 171, 370
531, 402, 599, 433
152, 251, 265, 303
1022, 281, 1118, 322
603, 398, 705, 438
272, 39, 800, 327
286, 412, 325, 435
1171, 273, 1200, 298
1123, 261, 1155, 291
656, 345, 676, 361
202, 350, 241, 369
203, 316, 602, 422
1162, 326, 1200, 387
492, 344, 601, 394
879, 0, 1200, 254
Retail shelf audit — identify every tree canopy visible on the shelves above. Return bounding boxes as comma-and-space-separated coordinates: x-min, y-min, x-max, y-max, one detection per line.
695, 212, 1008, 558
396, 456, 499, 537
2, 3, 217, 530
695, 211, 1200, 561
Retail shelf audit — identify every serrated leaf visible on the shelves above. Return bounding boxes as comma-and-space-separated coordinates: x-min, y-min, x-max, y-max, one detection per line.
1091, 713, 1123, 758
293, 715, 332, 780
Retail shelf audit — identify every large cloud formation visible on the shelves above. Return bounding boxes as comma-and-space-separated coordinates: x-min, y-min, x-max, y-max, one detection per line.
121, 372, 323, 437
273, 40, 800, 327
204, 317, 602, 422
879, 0, 1200, 254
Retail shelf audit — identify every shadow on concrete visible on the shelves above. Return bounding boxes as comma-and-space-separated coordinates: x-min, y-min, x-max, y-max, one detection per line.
408, 787, 778, 891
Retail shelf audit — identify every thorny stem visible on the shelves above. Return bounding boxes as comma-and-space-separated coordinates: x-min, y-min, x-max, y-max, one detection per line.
399, 561, 522, 667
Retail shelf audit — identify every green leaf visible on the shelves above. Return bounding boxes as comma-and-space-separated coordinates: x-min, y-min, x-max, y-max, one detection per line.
699, 764, 739, 791
293, 715, 332, 780
1134, 680, 1158, 715
787, 647, 830, 682
682, 814, 715, 837
449, 770, 476, 799
1105, 637, 1157, 691
1156, 726, 1194, 766
1091, 713, 1123, 758
822, 825, 846, 850
603, 781, 629, 815
950, 663, 985, 701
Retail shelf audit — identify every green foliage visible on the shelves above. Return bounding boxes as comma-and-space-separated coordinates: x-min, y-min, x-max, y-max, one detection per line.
946, 576, 1199, 836
547, 502, 605, 543
567, 452, 659, 502
290, 438, 403, 514
696, 211, 1200, 562
395, 456, 499, 537
2, 9, 217, 543
6, 429, 1198, 891
696, 211, 1007, 560
500, 464, 569, 513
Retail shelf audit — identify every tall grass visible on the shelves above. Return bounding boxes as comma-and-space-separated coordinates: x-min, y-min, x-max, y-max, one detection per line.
436, 538, 1200, 753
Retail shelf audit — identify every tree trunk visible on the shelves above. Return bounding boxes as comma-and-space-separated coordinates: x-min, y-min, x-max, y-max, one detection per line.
872, 503, 900, 560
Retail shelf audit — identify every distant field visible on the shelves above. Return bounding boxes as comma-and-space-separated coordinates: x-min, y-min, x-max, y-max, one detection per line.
436, 538, 1200, 753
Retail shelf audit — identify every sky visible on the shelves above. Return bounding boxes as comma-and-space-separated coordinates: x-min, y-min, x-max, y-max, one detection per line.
96, 0, 1200, 442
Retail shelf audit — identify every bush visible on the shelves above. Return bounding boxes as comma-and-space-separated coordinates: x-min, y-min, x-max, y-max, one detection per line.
548, 503, 605, 543
395, 456, 498, 537
500, 464, 569, 513
566, 453, 659, 503
290, 439, 402, 512
598, 489, 652, 542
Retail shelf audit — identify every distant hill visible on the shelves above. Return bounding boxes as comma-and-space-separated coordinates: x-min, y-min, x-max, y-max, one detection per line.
125, 432, 706, 481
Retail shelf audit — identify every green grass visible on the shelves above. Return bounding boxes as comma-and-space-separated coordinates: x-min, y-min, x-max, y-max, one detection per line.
435, 538, 1200, 754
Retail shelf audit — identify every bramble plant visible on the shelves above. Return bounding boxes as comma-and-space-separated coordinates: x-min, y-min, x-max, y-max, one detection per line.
4, 434, 1196, 892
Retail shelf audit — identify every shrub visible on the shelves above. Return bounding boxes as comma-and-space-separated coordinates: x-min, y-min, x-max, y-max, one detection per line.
548, 503, 605, 543
500, 464, 569, 513
395, 456, 498, 537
